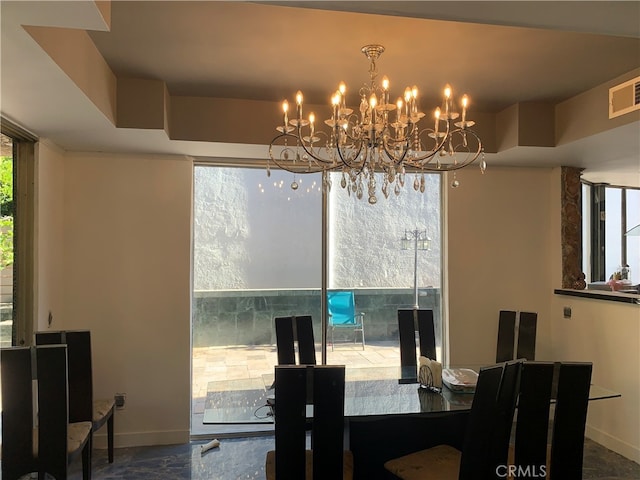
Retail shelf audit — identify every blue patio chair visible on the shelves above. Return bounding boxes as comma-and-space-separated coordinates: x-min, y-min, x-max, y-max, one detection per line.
327, 291, 365, 351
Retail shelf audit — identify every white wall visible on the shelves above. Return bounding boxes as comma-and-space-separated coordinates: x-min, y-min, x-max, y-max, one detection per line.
35, 147, 193, 447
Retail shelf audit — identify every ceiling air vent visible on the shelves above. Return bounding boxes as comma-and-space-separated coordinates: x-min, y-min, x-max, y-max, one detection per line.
609, 75, 640, 119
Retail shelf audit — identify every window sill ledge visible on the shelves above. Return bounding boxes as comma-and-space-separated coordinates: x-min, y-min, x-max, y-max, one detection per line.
554, 288, 640, 305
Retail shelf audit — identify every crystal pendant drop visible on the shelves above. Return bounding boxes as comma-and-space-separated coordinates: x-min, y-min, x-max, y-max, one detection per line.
283, 150, 289, 160
480, 159, 487, 174
451, 173, 460, 188
394, 182, 401, 196
420, 174, 425, 193
413, 176, 420, 191
382, 182, 389, 199
291, 181, 299, 190
368, 194, 377, 204
356, 187, 363, 200
341, 172, 347, 188
266, 164, 271, 177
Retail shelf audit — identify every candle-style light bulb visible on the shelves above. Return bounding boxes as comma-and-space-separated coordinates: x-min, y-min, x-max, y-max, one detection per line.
282, 99, 289, 126
444, 84, 452, 116
295, 90, 303, 119
338, 82, 347, 112
331, 93, 340, 122
404, 87, 412, 117
309, 112, 315, 137
461, 94, 469, 124
396, 98, 403, 123
370, 93, 378, 125
369, 93, 377, 109
434, 107, 441, 136
382, 76, 390, 105
411, 85, 419, 115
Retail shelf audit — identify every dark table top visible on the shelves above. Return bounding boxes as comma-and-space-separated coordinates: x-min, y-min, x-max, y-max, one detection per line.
202, 365, 621, 424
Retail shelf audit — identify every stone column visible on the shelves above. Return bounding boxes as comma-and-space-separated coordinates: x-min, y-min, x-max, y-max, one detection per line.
561, 166, 585, 289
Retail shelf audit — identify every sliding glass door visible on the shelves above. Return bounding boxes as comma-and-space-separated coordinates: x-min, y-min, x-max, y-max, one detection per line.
326, 171, 443, 364
191, 165, 443, 431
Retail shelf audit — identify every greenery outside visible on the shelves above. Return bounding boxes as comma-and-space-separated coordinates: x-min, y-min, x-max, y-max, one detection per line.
1, 154, 13, 270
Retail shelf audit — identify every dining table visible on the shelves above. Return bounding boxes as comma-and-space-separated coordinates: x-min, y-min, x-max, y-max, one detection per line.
201, 364, 621, 425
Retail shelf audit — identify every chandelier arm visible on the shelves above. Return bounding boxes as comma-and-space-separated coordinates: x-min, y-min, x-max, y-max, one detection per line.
418, 128, 483, 172
269, 132, 331, 174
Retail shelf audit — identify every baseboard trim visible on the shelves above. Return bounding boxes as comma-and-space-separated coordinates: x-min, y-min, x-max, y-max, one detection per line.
93, 429, 190, 449
586, 424, 640, 464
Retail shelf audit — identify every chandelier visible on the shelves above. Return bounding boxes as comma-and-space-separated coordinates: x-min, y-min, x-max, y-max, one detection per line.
268, 44, 485, 204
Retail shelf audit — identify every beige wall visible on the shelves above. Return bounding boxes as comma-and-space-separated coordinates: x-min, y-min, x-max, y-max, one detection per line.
446, 166, 554, 366
35, 146, 193, 447
35, 141, 66, 332
549, 296, 640, 462
33, 148, 639, 460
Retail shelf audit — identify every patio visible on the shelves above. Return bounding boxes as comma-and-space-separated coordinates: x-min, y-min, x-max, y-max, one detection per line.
191, 340, 402, 436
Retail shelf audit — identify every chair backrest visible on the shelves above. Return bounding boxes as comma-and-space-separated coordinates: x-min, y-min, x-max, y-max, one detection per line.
295, 316, 317, 365
398, 309, 437, 371
416, 309, 436, 360
327, 291, 357, 325
516, 312, 537, 360
496, 310, 517, 362
274, 365, 346, 479
513, 362, 555, 478
549, 362, 592, 479
458, 363, 505, 480
490, 360, 523, 469
1, 346, 37, 479
275, 316, 316, 365
35, 330, 94, 423
1, 345, 71, 480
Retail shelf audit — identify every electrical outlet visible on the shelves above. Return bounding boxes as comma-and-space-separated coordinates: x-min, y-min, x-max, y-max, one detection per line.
563, 306, 572, 318
115, 393, 126, 409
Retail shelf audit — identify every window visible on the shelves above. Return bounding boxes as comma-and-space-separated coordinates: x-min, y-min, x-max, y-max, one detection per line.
0, 133, 14, 347
0, 119, 36, 347
583, 181, 640, 285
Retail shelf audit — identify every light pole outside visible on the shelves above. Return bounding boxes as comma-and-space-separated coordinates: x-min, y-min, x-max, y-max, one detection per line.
401, 229, 431, 309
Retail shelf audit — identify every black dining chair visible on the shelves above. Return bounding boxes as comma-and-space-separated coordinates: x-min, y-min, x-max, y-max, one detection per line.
511, 361, 555, 477
495, 310, 517, 362
384, 361, 520, 480
509, 361, 592, 480
36, 330, 116, 463
398, 309, 437, 374
1, 345, 92, 480
516, 312, 537, 361
265, 364, 353, 479
274, 315, 316, 365
496, 310, 538, 362
549, 362, 592, 479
